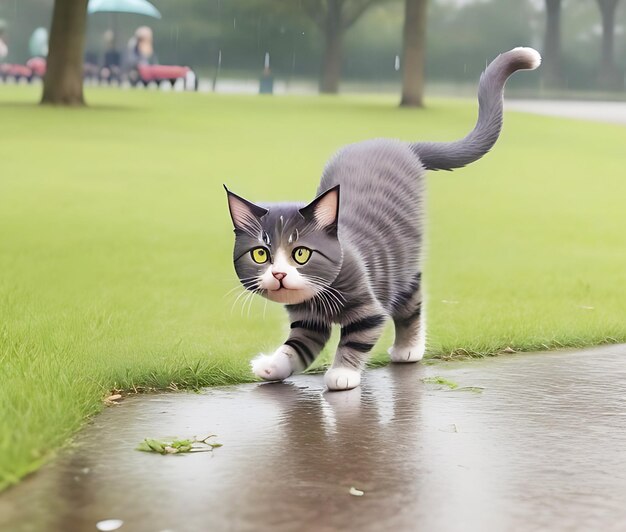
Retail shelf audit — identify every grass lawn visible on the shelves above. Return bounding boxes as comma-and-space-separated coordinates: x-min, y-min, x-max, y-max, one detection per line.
1, 85, 625, 490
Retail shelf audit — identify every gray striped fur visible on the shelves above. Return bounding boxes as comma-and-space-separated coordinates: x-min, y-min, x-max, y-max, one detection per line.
226, 48, 541, 390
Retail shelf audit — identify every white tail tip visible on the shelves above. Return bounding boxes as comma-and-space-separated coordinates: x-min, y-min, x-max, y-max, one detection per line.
511, 47, 542, 70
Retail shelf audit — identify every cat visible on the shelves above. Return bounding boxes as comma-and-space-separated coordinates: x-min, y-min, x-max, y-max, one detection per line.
225, 47, 541, 391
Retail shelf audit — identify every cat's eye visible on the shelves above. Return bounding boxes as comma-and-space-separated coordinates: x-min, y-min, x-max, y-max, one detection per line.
251, 247, 269, 264
292, 246, 312, 265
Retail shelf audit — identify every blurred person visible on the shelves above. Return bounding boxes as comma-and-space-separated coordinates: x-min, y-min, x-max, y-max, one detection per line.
29, 27, 48, 58
124, 26, 158, 85
126, 26, 158, 68
101, 30, 121, 83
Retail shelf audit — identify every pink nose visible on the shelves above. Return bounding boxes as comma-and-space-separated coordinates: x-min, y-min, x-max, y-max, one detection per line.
272, 271, 287, 281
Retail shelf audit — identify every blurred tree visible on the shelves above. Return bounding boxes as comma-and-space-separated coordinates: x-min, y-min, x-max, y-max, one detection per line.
400, 0, 428, 107
425, 0, 536, 90
41, 0, 88, 105
543, 0, 562, 89
596, 0, 623, 90
9, 0, 620, 93
301, 0, 390, 93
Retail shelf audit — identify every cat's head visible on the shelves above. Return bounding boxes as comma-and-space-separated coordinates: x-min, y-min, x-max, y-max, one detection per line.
225, 185, 342, 305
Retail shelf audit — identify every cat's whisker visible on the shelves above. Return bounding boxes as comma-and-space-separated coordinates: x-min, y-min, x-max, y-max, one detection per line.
244, 291, 254, 318
304, 275, 346, 302
245, 288, 261, 318
227, 277, 261, 315
239, 291, 253, 318
231, 288, 252, 315
231, 282, 261, 316
225, 277, 258, 290
224, 279, 257, 298
304, 277, 345, 316
310, 286, 338, 318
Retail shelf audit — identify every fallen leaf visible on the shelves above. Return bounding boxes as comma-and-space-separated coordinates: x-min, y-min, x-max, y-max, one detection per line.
136, 436, 222, 455
104, 394, 122, 405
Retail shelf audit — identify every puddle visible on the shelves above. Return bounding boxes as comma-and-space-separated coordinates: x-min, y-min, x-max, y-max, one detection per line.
1, 345, 625, 531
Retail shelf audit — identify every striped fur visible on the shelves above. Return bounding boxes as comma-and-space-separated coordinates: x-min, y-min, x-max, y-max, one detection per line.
227, 48, 541, 390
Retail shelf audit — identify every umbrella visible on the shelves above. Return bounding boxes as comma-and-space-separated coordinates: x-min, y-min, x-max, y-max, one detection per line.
88, 0, 161, 52
88, 0, 162, 19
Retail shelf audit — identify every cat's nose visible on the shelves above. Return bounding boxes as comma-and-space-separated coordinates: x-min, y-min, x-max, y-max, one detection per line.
272, 271, 287, 281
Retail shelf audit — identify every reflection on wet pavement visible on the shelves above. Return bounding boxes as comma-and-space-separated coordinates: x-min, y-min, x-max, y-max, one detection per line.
1, 345, 626, 532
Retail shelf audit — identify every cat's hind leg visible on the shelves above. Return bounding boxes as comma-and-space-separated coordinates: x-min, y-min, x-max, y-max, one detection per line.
389, 277, 426, 363
251, 318, 331, 382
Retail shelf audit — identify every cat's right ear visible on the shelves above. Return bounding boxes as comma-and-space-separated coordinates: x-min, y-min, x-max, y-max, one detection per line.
224, 185, 269, 232
299, 185, 340, 231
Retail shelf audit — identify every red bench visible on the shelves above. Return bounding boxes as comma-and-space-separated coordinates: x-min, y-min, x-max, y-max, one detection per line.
0, 58, 197, 90
26, 57, 46, 78
133, 64, 197, 90
0, 63, 34, 81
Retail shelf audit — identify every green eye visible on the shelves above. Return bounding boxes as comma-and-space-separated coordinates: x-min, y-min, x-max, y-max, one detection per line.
292, 247, 312, 265
251, 247, 269, 264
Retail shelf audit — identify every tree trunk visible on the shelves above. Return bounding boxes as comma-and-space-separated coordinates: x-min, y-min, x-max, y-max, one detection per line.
596, 0, 623, 91
542, 0, 562, 90
41, 0, 89, 106
319, 0, 343, 94
400, 0, 428, 107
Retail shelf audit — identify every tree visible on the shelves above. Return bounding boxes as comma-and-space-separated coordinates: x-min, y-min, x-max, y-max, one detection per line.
302, 0, 387, 93
596, 0, 623, 90
41, 0, 89, 106
400, 0, 428, 107
542, 0, 562, 89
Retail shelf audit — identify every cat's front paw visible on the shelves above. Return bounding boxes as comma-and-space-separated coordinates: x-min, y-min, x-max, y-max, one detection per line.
251, 349, 294, 382
324, 367, 361, 391
388, 335, 426, 363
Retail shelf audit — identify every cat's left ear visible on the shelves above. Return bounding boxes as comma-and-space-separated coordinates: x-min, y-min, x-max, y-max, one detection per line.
299, 185, 340, 231
224, 185, 269, 232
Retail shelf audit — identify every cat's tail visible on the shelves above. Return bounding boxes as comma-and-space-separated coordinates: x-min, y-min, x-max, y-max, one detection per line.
411, 47, 541, 171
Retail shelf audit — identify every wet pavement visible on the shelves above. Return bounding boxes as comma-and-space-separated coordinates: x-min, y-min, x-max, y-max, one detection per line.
1, 344, 626, 532
507, 99, 626, 126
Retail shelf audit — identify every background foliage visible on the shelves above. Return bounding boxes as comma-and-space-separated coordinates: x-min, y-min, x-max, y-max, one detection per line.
1, 0, 625, 89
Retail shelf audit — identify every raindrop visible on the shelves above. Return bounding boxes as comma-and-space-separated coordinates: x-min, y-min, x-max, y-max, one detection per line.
264, 52, 270, 69
394, 55, 400, 72
96, 520, 123, 532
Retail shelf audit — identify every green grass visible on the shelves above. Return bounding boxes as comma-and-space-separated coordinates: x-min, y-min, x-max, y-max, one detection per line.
421, 376, 459, 389
1, 85, 625, 490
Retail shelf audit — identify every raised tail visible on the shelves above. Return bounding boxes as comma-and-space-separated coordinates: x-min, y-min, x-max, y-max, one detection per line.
411, 47, 541, 171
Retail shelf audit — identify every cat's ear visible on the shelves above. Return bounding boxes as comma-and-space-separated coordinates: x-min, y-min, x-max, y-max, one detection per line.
299, 185, 340, 230
224, 185, 269, 231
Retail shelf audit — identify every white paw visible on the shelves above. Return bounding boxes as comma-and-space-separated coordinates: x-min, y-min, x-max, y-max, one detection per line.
388, 337, 425, 363
324, 367, 361, 391
251, 350, 294, 382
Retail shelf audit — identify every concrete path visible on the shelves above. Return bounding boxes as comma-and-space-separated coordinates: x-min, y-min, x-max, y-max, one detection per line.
1, 344, 626, 532
506, 99, 626, 126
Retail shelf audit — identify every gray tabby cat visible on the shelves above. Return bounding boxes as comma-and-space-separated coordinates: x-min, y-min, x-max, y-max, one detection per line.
225, 47, 541, 391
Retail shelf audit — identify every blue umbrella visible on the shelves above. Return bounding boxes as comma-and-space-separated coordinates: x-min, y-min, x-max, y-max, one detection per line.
88, 0, 162, 19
